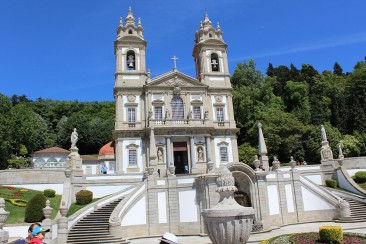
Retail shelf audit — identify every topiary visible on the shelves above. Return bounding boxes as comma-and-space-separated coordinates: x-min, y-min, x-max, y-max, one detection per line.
325, 179, 337, 188
319, 226, 343, 243
75, 190, 93, 205
354, 171, 366, 183
24, 193, 47, 223
44, 189, 56, 198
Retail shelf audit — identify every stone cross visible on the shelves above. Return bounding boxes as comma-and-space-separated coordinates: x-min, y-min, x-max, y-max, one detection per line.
171, 55, 179, 70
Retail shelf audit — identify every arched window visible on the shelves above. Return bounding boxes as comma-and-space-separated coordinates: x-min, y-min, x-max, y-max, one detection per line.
211, 53, 219, 72
171, 97, 184, 120
128, 29, 133, 34
126, 50, 135, 70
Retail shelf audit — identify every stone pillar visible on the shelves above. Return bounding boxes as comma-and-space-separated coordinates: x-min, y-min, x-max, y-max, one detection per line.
258, 123, 269, 171
166, 137, 172, 166
149, 127, 157, 166
0, 198, 10, 244
42, 200, 53, 244
206, 136, 214, 172
115, 94, 123, 128
205, 136, 212, 162
190, 137, 196, 170
57, 203, 68, 244
115, 139, 124, 174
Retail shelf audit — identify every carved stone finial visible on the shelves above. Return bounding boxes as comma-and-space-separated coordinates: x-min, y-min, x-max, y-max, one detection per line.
257, 122, 262, 128
119, 17, 123, 25
138, 17, 142, 27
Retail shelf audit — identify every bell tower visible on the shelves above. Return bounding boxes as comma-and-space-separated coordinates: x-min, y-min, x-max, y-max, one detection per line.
114, 7, 147, 88
192, 13, 230, 87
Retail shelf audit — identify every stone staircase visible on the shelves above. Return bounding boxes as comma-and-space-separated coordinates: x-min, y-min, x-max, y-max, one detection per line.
67, 198, 129, 244
345, 198, 366, 222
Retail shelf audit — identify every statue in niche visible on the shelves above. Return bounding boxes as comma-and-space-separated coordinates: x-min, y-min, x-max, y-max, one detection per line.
165, 108, 170, 119
157, 148, 163, 163
71, 128, 78, 148
197, 147, 204, 161
148, 108, 153, 119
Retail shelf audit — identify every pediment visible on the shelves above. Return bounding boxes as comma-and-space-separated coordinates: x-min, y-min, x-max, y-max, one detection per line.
147, 71, 207, 88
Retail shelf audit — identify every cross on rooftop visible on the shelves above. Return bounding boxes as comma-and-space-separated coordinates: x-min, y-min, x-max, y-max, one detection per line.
172, 55, 179, 70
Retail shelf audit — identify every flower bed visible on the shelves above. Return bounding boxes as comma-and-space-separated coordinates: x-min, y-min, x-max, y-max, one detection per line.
260, 232, 366, 244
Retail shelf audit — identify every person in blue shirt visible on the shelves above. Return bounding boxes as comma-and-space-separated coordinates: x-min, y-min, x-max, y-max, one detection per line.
101, 162, 108, 174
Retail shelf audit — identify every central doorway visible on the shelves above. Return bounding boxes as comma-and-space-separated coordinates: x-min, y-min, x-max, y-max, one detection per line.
173, 142, 188, 174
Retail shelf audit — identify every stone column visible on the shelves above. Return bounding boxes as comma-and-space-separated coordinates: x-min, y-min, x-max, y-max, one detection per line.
115, 139, 124, 174
42, 200, 53, 244
190, 137, 196, 169
57, 203, 68, 244
0, 198, 10, 244
205, 136, 214, 172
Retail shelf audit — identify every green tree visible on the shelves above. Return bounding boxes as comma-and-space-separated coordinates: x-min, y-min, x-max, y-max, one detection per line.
284, 81, 311, 124
238, 143, 257, 167
333, 62, 343, 76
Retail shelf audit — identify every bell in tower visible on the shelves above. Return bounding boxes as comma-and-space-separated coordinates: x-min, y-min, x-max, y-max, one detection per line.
192, 13, 230, 85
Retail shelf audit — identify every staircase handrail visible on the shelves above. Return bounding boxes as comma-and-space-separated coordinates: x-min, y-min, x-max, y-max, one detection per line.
109, 182, 146, 226
67, 185, 136, 230
337, 166, 366, 196
300, 176, 345, 207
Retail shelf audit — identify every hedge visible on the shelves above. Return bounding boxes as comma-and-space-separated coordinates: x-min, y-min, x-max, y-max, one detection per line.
319, 226, 343, 243
354, 171, 366, 183
24, 194, 47, 223
325, 179, 337, 188
76, 190, 93, 205
44, 189, 56, 198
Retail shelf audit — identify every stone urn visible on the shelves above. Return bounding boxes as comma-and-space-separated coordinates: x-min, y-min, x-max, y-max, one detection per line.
202, 167, 255, 244
59, 202, 68, 217
253, 155, 260, 171
206, 161, 214, 172
42, 200, 53, 219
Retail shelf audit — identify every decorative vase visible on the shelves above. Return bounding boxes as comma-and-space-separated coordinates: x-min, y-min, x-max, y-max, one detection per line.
202, 167, 254, 244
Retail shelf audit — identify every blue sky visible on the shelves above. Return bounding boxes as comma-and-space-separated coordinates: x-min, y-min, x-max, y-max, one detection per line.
0, 0, 365, 102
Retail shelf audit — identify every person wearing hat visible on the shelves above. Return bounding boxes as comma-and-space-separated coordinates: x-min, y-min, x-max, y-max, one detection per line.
14, 223, 41, 244
29, 226, 50, 244
159, 232, 178, 244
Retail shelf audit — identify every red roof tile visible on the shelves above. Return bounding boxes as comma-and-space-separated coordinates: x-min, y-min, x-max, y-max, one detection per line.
99, 141, 115, 156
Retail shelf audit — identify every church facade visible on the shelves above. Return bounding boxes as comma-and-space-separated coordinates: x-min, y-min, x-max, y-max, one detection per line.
113, 9, 239, 176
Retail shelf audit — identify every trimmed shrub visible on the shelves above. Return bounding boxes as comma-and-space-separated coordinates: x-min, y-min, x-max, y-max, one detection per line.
24, 193, 47, 223
325, 179, 337, 188
354, 171, 366, 183
75, 190, 93, 205
44, 189, 56, 198
319, 226, 343, 243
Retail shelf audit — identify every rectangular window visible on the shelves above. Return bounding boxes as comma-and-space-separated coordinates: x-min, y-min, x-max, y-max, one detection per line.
216, 108, 224, 126
129, 149, 137, 166
193, 106, 201, 120
128, 108, 136, 126
154, 106, 162, 120
220, 147, 228, 161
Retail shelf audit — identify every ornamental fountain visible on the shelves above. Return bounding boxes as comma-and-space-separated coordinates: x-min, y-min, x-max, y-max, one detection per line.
201, 167, 255, 244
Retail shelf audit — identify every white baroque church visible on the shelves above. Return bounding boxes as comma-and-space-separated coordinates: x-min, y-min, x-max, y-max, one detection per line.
113, 8, 239, 176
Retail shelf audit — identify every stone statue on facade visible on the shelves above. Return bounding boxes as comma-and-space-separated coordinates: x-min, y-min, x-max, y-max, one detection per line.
71, 128, 78, 148
197, 147, 204, 161
157, 148, 163, 163
148, 108, 153, 119
165, 109, 170, 120
204, 110, 209, 119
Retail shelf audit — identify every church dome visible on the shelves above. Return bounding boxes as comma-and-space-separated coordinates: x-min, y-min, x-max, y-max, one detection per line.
99, 141, 115, 156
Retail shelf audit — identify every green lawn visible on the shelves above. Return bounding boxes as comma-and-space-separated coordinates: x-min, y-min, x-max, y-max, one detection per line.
66, 198, 102, 217
359, 182, 366, 191
0, 186, 61, 224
